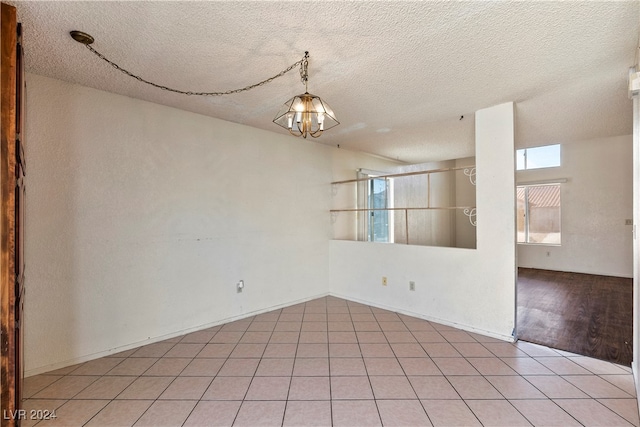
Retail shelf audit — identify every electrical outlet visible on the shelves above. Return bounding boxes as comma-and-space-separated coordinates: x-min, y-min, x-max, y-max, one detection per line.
409, 281, 415, 291
237, 280, 244, 293
546, 251, 550, 257
382, 276, 387, 286
626, 219, 633, 225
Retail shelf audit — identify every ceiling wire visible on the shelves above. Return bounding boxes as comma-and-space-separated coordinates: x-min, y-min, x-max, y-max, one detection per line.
72, 31, 307, 96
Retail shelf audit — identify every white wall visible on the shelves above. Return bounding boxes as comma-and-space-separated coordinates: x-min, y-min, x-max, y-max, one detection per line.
517, 135, 633, 278
25, 74, 344, 375
330, 102, 516, 339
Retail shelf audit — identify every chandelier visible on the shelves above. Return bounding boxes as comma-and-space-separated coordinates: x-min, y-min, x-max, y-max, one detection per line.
273, 52, 339, 138
70, 32, 338, 138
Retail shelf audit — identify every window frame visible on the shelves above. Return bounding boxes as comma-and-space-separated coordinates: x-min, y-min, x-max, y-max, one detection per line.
357, 169, 394, 244
368, 177, 387, 242
517, 182, 562, 246
516, 144, 561, 171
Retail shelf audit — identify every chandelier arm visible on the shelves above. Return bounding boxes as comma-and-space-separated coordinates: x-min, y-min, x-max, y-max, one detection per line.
83, 43, 305, 97
310, 129, 323, 138
288, 124, 303, 138
297, 119, 307, 138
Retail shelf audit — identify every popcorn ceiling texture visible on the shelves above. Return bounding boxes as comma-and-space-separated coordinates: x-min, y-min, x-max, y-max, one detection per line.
8, 1, 640, 163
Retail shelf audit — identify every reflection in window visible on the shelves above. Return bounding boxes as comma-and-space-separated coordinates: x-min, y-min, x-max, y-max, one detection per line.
340, 160, 476, 249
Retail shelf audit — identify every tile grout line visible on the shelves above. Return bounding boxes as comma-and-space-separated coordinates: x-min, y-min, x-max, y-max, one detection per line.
476, 341, 601, 426
424, 328, 483, 426
348, 300, 384, 427
397, 314, 438, 426
165, 328, 227, 426
279, 300, 306, 427
325, 297, 334, 427
124, 340, 193, 427
467, 338, 553, 426
400, 320, 485, 425
236, 309, 279, 425
476, 334, 589, 425
275, 306, 291, 427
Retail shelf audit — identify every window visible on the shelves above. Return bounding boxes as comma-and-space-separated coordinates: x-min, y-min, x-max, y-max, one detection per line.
355, 170, 394, 243
517, 183, 561, 244
517, 144, 561, 170
367, 177, 394, 243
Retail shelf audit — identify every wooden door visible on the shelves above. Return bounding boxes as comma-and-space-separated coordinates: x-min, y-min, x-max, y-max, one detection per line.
1, 3, 23, 425
14, 21, 26, 415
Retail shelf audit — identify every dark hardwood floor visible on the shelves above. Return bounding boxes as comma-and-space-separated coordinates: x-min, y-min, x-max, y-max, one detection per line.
517, 268, 633, 366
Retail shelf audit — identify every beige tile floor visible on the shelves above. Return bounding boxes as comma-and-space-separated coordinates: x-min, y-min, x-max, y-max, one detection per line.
22, 296, 639, 426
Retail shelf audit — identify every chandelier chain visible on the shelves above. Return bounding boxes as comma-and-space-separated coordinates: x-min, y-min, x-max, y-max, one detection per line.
84, 44, 306, 96
299, 51, 309, 91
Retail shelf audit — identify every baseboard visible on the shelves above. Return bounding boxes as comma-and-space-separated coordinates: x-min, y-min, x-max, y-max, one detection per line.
25, 292, 329, 377
329, 292, 514, 343
517, 266, 633, 280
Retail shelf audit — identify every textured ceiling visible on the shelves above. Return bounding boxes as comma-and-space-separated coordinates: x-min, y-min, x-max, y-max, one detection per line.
7, 1, 640, 163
